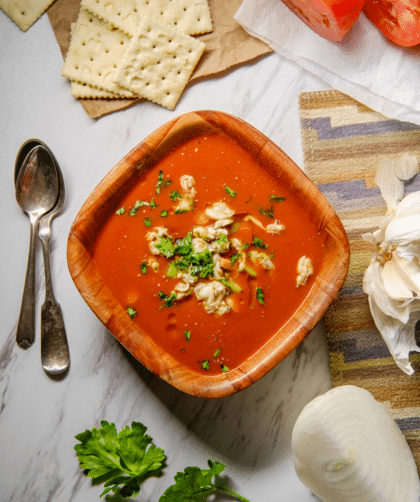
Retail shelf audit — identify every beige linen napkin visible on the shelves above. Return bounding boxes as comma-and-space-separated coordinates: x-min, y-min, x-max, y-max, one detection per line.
235, 0, 420, 126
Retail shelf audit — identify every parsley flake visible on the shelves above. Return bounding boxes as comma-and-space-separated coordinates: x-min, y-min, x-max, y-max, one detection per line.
221, 364, 229, 373
156, 170, 172, 194
158, 291, 177, 308
256, 287, 265, 305
126, 307, 137, 319
225, 186, 236, 197
184, 330, 191, 341
140, 262, 148, 274
258, 205, 275, 219
161, 210, 168, 217
270, 195, 285, 202
144, 218, 152, 227
169, 191, 182, 201
116, 207, 125, 215
252, 237, 268, 249
201, 360, 210, 370
231, 253, 242, 265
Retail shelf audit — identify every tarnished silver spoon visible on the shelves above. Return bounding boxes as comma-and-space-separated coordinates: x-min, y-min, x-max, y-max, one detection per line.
15, 140, 70, 375
15, 145, 59, 349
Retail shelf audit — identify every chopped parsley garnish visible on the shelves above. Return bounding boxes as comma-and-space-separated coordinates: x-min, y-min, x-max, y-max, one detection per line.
184, 330, 191, 341
161, 210, 168, 217
174, 233, 194, 255
140, 262, 148, 274
256, 287, 265, 305
225, 186, 236, 197
126, 307, 137, 319
169, 191, 182, 201
175, 249, 214, 279
270, 195, 285, 202
150, 198, 157, 209
174, 208, 189, 214
213, 348, 221, 358
258, 205, 275, 219
156, 170, 172, 194
252, 237, 268, 249
231, 253, 241, 265
201, 360, 210, 370
221, 364, 229, 373
158, 291, 177, 308
144, 217, 152, 227
130, 200, 149, 215
242, 243, 249, 250
155, 237, 175, 258
116, 207, 125, 215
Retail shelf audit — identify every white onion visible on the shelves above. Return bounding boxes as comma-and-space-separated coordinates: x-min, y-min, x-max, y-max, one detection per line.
292, 385, 420, 502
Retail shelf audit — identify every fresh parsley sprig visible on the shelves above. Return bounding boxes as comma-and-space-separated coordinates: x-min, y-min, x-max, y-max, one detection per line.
159, 459, 251, 502
74, 421, 166, 498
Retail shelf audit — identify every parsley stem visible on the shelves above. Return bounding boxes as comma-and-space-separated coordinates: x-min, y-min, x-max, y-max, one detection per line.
215, 487, 252, 502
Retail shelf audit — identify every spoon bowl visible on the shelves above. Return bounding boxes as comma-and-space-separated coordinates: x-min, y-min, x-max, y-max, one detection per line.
15, 145, 59, 349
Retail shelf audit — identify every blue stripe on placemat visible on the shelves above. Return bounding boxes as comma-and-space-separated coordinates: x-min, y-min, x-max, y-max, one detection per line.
306, 117, 420, 140
395, 417, 420, 431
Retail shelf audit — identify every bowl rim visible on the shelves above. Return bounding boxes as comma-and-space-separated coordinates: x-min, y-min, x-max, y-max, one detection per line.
67, 110, 350, 398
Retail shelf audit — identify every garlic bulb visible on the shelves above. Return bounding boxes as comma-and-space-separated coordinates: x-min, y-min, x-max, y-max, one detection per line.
362, 153, 420, 375
292, 385, 420, 502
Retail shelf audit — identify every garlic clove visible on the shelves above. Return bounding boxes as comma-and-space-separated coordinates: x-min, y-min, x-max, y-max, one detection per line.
381, 259, 414, 301
391, 251, 420, 296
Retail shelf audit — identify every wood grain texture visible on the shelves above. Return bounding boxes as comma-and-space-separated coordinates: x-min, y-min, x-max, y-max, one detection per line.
67, 110, 350, 398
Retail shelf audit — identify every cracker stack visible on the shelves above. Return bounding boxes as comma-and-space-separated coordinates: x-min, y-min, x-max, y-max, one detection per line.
61, 0, 212, 110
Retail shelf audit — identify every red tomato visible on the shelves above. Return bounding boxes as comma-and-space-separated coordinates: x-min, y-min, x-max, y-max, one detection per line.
363, 0, 420, 46
281, 0, 365, 42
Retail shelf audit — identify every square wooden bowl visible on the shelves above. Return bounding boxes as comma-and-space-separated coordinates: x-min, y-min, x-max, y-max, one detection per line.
67, 111, 349, 398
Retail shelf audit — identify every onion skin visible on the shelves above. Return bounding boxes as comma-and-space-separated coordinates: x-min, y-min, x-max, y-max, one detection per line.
291, 385, 420, 502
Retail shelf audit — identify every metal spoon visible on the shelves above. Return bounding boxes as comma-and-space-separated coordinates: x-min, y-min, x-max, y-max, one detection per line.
15, 140, 70, 375
15, 145, 59, 349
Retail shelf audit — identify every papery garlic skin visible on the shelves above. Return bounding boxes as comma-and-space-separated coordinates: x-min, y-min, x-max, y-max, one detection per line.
362, 153, 420, 375
292, 385, 420, 502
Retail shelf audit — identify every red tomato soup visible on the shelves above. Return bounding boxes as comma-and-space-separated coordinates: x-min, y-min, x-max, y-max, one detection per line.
94, 134, 326, 375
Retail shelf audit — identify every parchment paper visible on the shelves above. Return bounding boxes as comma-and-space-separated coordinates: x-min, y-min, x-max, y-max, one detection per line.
47, 0, 272, 119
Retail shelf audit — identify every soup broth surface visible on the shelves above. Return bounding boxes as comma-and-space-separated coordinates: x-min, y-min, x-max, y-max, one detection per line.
94, 133, 326, 375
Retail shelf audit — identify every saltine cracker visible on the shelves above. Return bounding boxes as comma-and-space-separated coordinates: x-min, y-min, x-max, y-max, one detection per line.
0, 0, 55, 31
61, 8, 135, 97
114, 14, 205, 110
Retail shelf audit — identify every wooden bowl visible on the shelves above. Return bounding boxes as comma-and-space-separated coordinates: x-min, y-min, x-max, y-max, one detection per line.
67, 110, 349, 398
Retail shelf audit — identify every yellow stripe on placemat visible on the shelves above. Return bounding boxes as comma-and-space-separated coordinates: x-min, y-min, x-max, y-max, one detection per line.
299, 90, 420, 472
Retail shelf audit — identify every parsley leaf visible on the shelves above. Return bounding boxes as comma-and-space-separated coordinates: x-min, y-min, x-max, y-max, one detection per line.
231, 253, 242, 265
184, 330, 191, 341
258, 205, 275, 219
159, 459, 251, 502
270, 195, 285, 202
155, 237, 175, 258
256, 287, 265, 305
252, 237, 268, 249
140, 262, 148, 274
126, 307, 137, 319
144, 218, 152, 227
74, 421, 165, 498
170, 191, 182, 201
158, 291, 177, 308
116, 207, 125, 215
225, 186, 236, 197
156, 170, 172, 194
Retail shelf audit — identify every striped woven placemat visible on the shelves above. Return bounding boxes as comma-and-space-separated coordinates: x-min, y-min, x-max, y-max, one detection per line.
299, 90, 420, 469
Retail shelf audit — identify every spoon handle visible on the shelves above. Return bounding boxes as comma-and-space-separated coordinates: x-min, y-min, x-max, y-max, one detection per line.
40, 235, 70, 375
16, 217, 39, 349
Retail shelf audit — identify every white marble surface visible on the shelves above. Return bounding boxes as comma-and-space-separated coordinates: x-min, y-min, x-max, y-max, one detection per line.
0, 10, 334, 502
